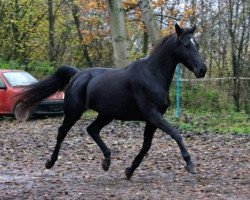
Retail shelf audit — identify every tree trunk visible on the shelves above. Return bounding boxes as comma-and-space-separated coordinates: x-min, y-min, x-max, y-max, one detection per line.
107, 0, 129, 67
232, 52, 240, 111
190, 0, 197, 24
137, 0, 161, 46
226, 0, 249, 112
48, 0, 56, 64
142, 31, 149, 56
11, 0, 20, 60
71, 4, 93, 67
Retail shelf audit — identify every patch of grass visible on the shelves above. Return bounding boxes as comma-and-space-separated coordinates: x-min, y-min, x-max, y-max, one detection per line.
165, 109, 250, 135
81, 109, 250, 134
82, 110, 98, 119
73, 108, 250, 135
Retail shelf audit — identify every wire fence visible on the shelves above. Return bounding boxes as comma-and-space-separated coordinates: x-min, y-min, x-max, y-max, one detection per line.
174, 73, 250, 117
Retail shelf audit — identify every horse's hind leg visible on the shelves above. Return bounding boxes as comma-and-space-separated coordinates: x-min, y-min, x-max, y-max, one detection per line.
86, 115, 112, 171
45, 103, 84, 169
125, 122, 156, 179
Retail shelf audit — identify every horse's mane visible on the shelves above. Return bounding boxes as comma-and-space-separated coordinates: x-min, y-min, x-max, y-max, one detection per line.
150, 28, 192, 55
150, 34, 175, 55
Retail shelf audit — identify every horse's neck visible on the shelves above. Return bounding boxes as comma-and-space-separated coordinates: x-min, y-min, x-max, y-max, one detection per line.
147, 50, 177, 91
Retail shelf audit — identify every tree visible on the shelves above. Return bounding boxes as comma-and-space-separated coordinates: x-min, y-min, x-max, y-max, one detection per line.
0, 0, 48, 64
70, 1, 93, 67
48, 0, 56, 64
107, 0, 129, 67
226, 0, 249, 111
137, 0, 161, 46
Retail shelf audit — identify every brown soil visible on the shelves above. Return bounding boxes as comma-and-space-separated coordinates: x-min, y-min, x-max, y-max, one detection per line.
0, 117, 249, 200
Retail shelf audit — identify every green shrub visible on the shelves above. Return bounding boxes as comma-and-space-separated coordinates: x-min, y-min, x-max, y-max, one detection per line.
26, 60, 54, 79
170, 82, 234, 113
0, 58, 55, 79
0, 58, 22, 70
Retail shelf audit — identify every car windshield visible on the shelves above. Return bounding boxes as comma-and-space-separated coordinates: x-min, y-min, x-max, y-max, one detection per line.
3, 71, 37, 87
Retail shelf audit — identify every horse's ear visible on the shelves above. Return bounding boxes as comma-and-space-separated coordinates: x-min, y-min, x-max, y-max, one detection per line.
175, 23, 183, 36
189, 24, 196, 34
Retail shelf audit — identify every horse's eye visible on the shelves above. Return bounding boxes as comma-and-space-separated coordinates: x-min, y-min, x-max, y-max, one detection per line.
184, 43, 191, 48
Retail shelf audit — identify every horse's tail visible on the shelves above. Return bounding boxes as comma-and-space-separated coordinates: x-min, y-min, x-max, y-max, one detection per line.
16, 65, 79, 118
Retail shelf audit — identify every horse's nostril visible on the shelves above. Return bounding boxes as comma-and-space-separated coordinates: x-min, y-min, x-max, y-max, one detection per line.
200, 68, 206, 75
203, 65, 207, 73
197, 68, 206, 78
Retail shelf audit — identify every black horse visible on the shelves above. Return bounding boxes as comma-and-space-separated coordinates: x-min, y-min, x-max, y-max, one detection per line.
18, 24, 207, 179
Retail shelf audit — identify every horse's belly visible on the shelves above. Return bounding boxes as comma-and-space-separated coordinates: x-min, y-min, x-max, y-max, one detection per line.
89, 95, 143, 120
86, 75, 145, 120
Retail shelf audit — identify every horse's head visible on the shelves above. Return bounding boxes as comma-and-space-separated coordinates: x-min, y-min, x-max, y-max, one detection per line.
174, 24, 207, 78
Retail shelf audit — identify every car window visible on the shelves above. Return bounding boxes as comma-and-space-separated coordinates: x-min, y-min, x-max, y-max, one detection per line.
3, 71, 37, 87
0, 77, 6, 88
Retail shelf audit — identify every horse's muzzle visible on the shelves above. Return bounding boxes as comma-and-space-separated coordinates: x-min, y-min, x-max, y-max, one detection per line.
195, 65, 207, 78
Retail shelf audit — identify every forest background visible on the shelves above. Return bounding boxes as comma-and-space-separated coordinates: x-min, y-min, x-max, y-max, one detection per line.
0, 0, 249, 133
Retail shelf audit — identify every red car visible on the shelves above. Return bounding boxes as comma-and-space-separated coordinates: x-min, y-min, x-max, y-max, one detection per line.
0, 69, 64, 121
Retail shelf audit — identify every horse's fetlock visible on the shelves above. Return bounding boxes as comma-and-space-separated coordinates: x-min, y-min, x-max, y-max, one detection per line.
173, 133, 182, 142
86, 126, 95, 136
104, 151, 111, 159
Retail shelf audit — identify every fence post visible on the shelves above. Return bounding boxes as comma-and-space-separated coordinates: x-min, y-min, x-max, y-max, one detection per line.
176, 64, 181, 118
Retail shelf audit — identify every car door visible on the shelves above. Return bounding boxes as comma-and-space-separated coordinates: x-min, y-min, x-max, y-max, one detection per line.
0, 76, 10, 113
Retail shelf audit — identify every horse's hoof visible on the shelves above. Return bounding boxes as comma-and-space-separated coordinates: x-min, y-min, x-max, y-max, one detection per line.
125, 167, 133, 180
185, 163, 197, 174
45, 160, 54, 169
102, 159, 110, 171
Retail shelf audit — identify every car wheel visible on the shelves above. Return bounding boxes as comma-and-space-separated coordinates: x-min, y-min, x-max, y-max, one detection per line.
14, 103, 32, 122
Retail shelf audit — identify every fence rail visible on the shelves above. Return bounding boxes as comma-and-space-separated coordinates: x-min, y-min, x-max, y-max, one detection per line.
176, 77, 250, 82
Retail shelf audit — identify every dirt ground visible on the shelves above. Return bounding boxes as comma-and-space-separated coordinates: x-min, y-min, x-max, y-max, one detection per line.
0, 117, 249, 200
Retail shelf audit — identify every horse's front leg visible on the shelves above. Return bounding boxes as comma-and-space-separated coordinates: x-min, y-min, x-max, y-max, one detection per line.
125, 122, 156, 179
86, 115, 113, 171
147, 110, 196, 174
